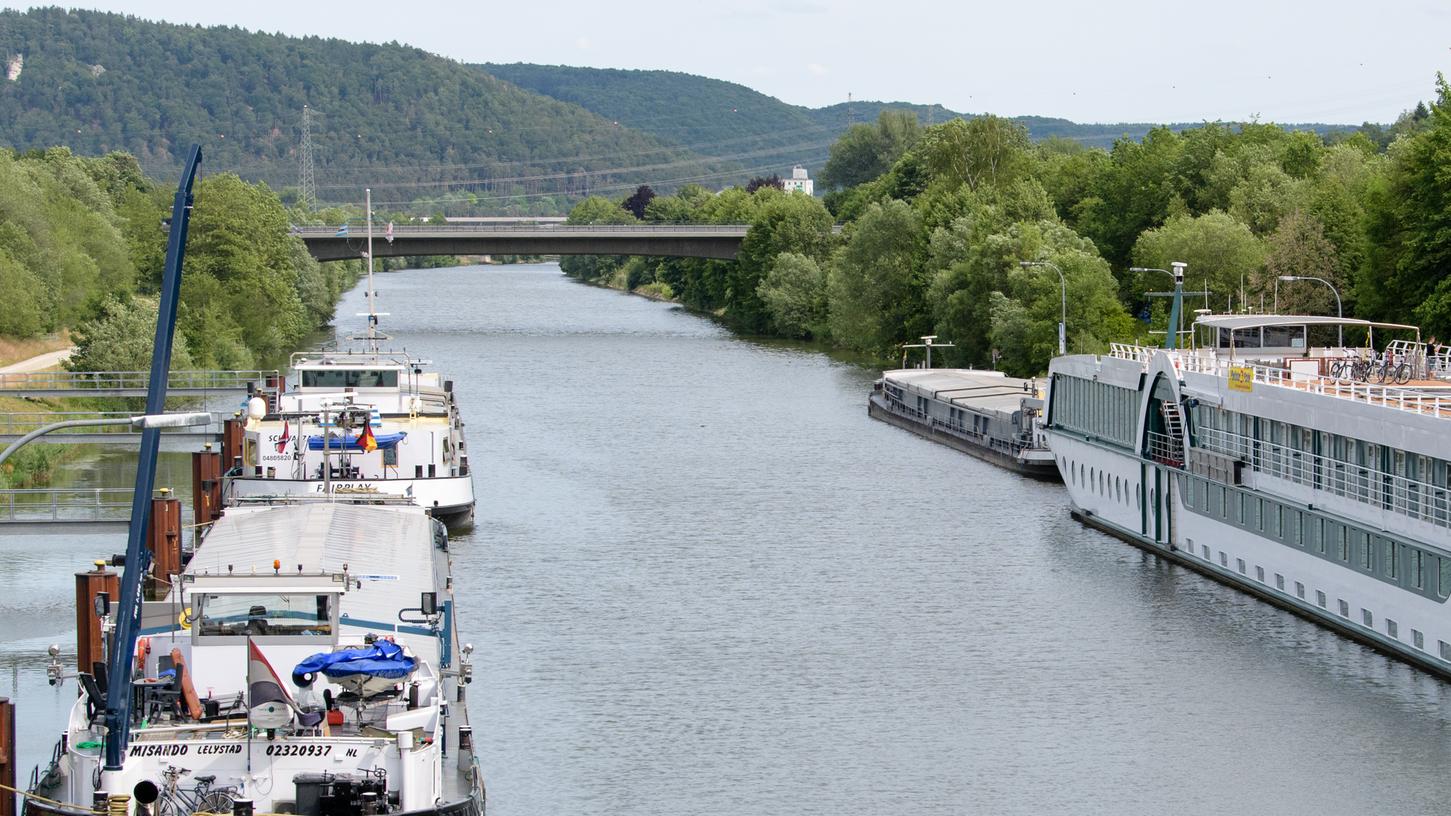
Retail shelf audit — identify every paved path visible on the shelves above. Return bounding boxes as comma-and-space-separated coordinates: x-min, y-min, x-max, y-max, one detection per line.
0, 347, 73, 374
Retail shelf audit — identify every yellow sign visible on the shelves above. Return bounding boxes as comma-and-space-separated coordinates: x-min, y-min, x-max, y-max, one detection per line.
1228, 366, 1254, 393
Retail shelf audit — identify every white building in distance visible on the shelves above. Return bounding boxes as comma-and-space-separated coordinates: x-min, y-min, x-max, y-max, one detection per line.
782, 165, 814, 196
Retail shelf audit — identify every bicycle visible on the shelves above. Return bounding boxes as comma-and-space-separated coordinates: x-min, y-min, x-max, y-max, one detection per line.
154, 765, 238, 816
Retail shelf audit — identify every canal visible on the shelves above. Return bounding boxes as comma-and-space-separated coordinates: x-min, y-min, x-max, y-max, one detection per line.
7, 262, 1451, 814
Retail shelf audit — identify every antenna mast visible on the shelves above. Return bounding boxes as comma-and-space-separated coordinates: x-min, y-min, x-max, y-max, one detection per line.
365, 187, 378, 353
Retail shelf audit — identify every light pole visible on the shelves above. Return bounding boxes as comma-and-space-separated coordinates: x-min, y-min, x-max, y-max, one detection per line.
1278, 275, 1343, 347
0, 412, 213, 468
1020, 260, 1067, 356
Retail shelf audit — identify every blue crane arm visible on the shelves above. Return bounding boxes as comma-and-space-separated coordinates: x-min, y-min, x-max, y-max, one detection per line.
104, 144, 202, 770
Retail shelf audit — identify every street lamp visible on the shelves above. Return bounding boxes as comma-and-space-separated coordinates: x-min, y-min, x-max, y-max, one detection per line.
1278, 275, 1343, 347
1020, 260, 1067, 356
0, 412, 214, 468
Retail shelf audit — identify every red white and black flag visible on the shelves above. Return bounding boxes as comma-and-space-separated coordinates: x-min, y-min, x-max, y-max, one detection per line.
248, 639, 295, 729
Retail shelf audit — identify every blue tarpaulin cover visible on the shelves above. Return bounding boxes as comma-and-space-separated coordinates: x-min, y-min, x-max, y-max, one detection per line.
292, 640, 416, 685
305, 432, 407, 451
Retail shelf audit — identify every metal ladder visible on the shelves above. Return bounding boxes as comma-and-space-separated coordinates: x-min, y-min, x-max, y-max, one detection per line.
1159, 400, 1186, 463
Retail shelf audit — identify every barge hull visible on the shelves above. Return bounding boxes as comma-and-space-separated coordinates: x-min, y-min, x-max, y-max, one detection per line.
868, 394, 1059, 481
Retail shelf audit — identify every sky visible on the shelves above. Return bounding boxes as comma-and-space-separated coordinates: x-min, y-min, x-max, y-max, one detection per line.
16, 1, 1451, 124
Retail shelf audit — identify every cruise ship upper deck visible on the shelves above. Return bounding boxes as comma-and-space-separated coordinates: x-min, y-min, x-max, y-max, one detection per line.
1109, 315, 1451, 420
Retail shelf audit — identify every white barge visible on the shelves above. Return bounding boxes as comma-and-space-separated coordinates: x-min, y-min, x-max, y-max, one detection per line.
230, 352, 475, 525
26, 501, 484, 816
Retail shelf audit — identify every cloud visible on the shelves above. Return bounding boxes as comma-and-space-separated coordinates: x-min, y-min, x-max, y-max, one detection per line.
806, 62, 828, 77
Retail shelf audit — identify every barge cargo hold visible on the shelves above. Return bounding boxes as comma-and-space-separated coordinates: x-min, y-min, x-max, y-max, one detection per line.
869, 369, 1059, 480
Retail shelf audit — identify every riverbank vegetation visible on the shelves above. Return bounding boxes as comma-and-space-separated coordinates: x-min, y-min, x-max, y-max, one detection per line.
0, 146, 361, 373
564, 80, 1451, 377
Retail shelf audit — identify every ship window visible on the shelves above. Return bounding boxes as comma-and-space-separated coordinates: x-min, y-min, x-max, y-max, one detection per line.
1387, 619, 1398, 639
1338, 599, 1350, 618
195, 592, 334, 637
1237, 558, 1246, 575
1275, 573, 1284, 590
1220, 552, 1228, 567
1412, 549, 1425, 590
1358, 533, 1372, 570
1202, 545, 1210, 559
1414, 630, 1424, 650
1362, 609, 1373, 627
1255, 565, 1265, 582
1316, 590, 1327, 608
1442, 641, 1451, 662
1384, 539, 1399, 580
1295, 581, 1305, 599
301, 369, 399, 388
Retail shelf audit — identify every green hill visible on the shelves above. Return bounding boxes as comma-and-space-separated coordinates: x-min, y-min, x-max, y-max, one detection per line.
482, 63, 1363, 162
0, 8, 720, 212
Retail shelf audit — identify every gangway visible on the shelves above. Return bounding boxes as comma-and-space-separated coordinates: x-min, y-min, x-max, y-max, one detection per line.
0, 369, 274, 398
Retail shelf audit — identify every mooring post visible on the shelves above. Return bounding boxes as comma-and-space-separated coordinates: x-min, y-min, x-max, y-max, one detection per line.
147, 490, 182, 599
191, 444, 222, 529
75, 562, 118, 674
222, 414, 244, 466
0, 697, 14, 816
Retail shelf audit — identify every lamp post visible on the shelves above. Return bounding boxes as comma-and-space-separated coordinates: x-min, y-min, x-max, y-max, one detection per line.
1130, 264, 1188, 349
0, 412, 213, 468
1277, 275, 1343, 347
1020, 260, 1067, 355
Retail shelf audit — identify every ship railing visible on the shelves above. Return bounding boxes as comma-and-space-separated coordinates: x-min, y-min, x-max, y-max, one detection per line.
1195, 426, 1451, 530
1146, 431, 1185, 468
1114, 348, 1451, 420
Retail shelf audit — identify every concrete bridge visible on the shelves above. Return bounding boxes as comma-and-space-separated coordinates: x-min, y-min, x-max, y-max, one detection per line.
298, 223, 751, 262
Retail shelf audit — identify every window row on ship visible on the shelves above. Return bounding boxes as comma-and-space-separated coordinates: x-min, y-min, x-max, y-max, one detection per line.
1191, 405, 1451, 529
1180, 473, 1449, 605
1049, 375, 1137, 449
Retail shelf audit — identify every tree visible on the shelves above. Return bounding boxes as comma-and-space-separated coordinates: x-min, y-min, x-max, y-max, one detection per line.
622, 185, 655, 220
1259, 211, 1341, 314
827, 199, 928, 354
67, 294, 196, 372
745, 175, 783, 193
819, 110, 922, 190
1358, 76, 1451, 338
1132, 211, 1265, 313
758, 252, 828, 338
732, 189, 836, 332
916, 116, 1033, 194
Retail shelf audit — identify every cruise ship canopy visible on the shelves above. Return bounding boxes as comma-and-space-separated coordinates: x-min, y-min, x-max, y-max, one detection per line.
1193, 314, 1420, 333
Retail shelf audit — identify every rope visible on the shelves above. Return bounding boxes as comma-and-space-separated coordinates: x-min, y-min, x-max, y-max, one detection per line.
0, 780, 104, 814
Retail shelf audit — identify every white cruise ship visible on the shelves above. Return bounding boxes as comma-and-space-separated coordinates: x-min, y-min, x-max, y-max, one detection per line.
1045, 311, 1451, 677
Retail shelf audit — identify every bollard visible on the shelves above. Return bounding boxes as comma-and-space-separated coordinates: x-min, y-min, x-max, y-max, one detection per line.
147, 492, 182, 600
222, 416, 244, 466
76, 562, 119, 674
0, 698, 14, 816
191, 445, 222, 526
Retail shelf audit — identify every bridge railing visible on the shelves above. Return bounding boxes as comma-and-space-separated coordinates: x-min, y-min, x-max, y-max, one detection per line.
0, 487, 135, 522
294, 224, 751, 236
0, 412, 226, 436
0, 369, 275, 392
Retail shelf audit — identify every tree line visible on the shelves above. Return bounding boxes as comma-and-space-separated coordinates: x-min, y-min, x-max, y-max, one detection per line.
563, 80, 1451, 376
0, 145, 360, 372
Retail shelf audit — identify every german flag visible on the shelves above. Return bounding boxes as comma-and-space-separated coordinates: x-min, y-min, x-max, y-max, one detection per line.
359, 421, 377, 453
